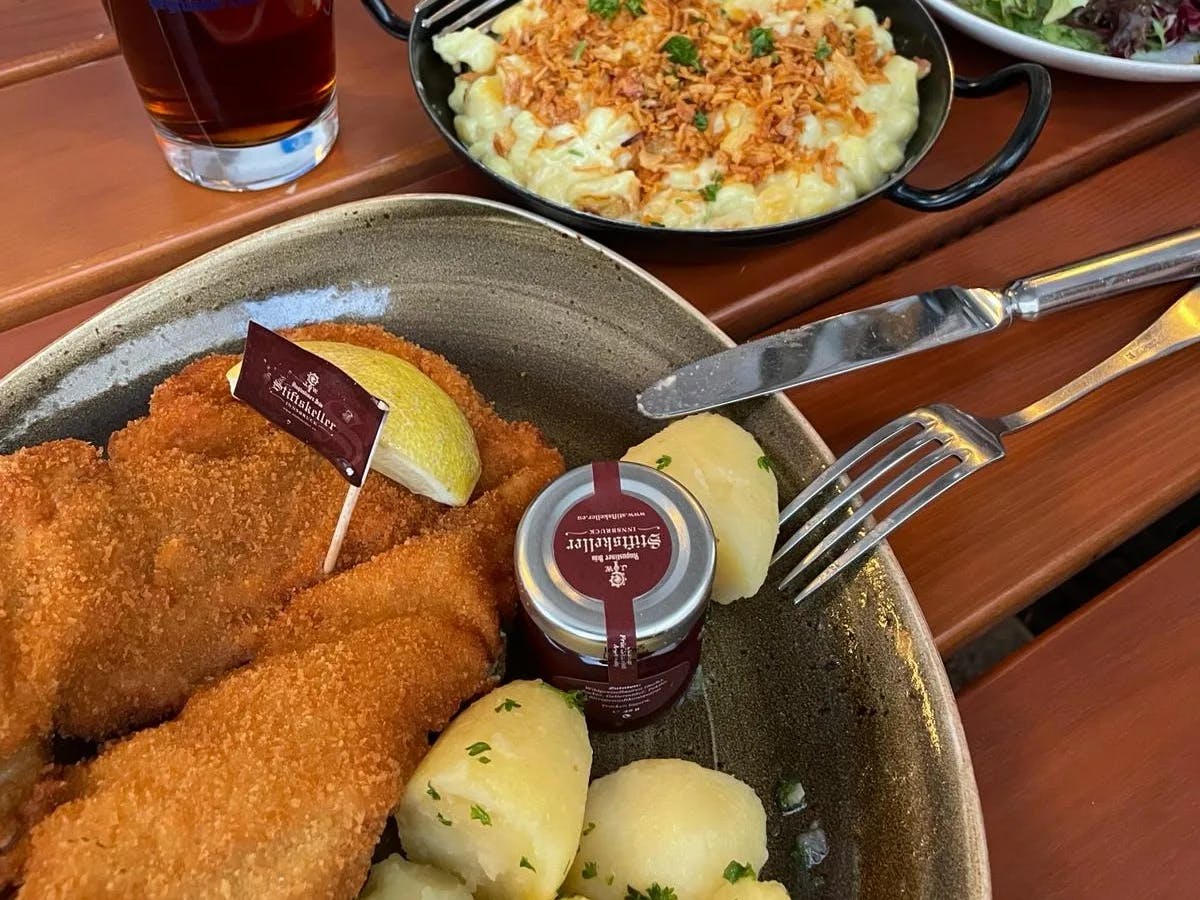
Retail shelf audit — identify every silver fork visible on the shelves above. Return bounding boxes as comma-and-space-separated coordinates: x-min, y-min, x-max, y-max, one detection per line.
361, 0, 519, 38
776, 282, 1200, 603
420, 0, 520, 36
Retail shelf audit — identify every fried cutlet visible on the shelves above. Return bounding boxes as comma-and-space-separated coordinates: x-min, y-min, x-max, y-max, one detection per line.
0, 323, 564, 887
22, 620, 486, 900
21, 531, 503, 898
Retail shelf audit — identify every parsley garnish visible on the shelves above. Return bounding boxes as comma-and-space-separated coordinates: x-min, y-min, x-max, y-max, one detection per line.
723, 861, 755, 882
757, 454, 774, 472
582, 821, 596, 836
478, 756, 492, 764
571, 39, 587, 61
436, 812, 452, 826
655, 454, 671, 470
693, 110, 708, 131
587, 0, 621, 19
568, 148, 585, 157
661, 35, 703, 71
607, 876, 615, 886
520, 856, 536, 871
815, 37, 832, 61
582, 861, 599, 879
470, 803, 492, 825
626, 0, 646, 14
426, 781, 440, 800
749, 26, 775, 58
495, 697, 522, 712
542, 682, 586, 710
466, 741, 491, 757
778, 777, 807, 812
626, 886, 678, 900
699, 174, 723, 202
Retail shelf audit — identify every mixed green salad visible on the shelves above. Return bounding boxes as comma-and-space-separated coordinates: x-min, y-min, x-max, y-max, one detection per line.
957, 0, 1200, 58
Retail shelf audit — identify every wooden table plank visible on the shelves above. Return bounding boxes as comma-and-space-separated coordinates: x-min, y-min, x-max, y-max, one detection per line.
0, 2, 453, 333
959, 531, 1200, 900
0, 0, 117, 88
2, 26, 1198, 336
760, 131, 1200, 651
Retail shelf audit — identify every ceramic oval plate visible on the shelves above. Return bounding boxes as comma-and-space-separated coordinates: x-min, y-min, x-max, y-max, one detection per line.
0, 195, 987, 898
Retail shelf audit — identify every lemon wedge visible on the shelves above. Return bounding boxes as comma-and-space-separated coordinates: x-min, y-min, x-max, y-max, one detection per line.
624, 414, 778, 603
227, 341, 480, 506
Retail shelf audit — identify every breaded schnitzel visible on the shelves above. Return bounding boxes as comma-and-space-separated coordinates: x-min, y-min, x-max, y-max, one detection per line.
19, 531, 510, 899
0, 323, 564, 887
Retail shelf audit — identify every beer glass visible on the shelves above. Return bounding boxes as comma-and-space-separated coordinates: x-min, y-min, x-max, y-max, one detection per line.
102, 0, 338, 191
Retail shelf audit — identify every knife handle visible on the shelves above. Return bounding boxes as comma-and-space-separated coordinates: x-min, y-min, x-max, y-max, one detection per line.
1004, 226, 1200, 319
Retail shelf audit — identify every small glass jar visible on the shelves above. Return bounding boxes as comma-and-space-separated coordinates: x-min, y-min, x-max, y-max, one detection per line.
514, 460, 715, 730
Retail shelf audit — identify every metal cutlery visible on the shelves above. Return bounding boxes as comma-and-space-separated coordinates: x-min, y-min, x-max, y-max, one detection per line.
394, 0, 518, 36
639, 226, 1200, 419
775, 281, 1200, 603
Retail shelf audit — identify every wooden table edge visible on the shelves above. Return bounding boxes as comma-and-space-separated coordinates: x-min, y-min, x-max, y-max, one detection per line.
935, 477, 1196, 655
0, 139, 457, 333
0, 35, 119, 90
957, 526, 1200, 701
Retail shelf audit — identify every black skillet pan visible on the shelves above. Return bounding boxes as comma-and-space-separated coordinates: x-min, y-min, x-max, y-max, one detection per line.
361, 0, 1052, 246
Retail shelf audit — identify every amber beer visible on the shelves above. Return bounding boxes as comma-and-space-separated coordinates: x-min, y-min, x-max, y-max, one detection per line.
103, 0, 338, 189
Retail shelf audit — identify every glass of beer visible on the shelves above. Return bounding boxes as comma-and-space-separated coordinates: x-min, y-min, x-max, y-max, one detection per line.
102, 0, 338, 191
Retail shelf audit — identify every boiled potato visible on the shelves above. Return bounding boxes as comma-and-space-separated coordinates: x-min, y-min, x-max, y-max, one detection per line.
359, 854, 472, 899
711, 879, 792, 900
623, 414, 778, 603
396, 680, 591, 900
562, 759, 768, 900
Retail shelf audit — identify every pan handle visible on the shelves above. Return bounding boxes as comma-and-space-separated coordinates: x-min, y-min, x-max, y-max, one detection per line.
886, 63, 1052, 213
360, 0, 412, 40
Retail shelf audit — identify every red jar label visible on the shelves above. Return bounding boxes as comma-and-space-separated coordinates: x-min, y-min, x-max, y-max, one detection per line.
555, 662, 694, 728
551, 461, 672, 685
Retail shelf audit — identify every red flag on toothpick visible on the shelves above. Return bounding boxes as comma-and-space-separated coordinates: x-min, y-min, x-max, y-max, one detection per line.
231, 322, 389, 574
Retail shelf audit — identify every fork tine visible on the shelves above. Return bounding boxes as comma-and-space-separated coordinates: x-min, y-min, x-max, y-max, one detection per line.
778, 445, 958, 591
772, 429, 938, 564
415, 0, 468, 21
790, 461, 977, 603
432, 0, 514, 32
778, 415, 921, 530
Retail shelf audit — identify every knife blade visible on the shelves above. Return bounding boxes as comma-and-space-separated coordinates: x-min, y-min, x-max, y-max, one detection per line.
637, 287, 1007, 419
638, 226, 1200, 419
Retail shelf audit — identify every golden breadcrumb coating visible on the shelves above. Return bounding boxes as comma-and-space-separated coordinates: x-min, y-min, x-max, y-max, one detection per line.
0, 323, 565, 889
21, 575, 490, 898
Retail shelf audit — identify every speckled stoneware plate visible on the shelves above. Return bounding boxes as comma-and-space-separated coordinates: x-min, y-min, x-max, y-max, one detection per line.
0, 195, 987, 898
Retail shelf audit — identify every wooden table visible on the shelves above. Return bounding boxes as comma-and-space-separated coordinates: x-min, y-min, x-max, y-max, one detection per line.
2, 2, 1198, 895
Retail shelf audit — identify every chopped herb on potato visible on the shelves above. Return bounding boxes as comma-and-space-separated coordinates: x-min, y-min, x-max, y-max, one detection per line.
470, 803, 492, 826
723, 860, 755, 882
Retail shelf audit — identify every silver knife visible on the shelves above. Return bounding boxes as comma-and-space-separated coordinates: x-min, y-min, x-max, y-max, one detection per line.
639, 226, 1200, 419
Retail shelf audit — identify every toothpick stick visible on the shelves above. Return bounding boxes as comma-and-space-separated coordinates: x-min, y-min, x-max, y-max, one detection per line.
322, 400, 389, 575
323, 484, 361, 575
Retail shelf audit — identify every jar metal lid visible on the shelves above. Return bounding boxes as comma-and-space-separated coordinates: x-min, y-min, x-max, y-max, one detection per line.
515, 461, 715, 658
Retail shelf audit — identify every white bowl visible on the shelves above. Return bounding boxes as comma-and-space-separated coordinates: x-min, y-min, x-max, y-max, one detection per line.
923, 0, 1200, 82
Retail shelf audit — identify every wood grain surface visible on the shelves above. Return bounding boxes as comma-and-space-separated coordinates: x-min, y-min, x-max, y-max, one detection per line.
2, 19, 1198, 335
0, 1, 452, 333
0, 0, 117, 88
959, 530, 1200, 899
764, 131, 1200, 651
